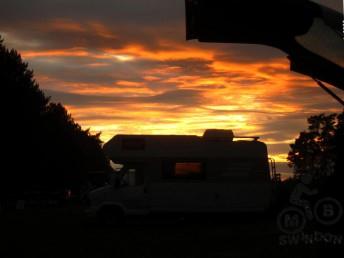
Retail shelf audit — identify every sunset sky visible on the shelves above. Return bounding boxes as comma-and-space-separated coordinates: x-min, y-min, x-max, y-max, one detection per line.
1, 0, 343, 174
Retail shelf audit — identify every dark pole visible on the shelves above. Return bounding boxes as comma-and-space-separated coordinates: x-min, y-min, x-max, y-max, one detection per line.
313, 78, 344, 107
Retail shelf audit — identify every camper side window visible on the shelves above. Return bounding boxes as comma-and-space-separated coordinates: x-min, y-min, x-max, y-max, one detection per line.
122, 138, 145, 150
163, 162, 205, 179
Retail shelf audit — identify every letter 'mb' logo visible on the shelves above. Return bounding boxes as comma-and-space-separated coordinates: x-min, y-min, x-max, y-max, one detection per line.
277, 207, 306, 234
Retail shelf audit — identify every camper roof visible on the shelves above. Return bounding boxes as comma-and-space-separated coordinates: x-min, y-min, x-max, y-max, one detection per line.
103, 130, 267, 163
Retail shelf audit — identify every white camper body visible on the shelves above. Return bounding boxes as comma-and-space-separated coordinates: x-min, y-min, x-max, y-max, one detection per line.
87, 130, 275, 219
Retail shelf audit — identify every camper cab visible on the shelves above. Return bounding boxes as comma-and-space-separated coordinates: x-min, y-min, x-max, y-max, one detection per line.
87, 130, 276, 220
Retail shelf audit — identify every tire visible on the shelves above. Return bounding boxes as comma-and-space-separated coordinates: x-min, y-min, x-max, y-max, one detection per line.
97, 205, 124, 226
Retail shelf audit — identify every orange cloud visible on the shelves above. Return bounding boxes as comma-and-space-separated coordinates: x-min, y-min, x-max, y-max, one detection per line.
22, 48, 90, 58
102, 44, 214, 61
21, 42, 213, 62
116, 80, 144, 87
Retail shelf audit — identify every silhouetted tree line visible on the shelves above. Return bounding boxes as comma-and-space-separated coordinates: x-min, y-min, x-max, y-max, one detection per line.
288, 111, 344, 197
0, 37, 112, 203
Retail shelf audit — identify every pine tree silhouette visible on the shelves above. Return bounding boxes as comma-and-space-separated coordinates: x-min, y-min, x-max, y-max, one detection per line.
0, 36, 111, 206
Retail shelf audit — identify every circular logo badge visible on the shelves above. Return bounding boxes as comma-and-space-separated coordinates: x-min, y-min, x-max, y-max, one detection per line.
277, 207, 306, 234
314, 197, 343, 225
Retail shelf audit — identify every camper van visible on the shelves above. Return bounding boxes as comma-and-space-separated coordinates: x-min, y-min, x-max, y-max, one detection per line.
86, 129, 279, 222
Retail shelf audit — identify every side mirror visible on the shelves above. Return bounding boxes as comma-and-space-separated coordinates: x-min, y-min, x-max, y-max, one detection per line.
128, 169, 136, 187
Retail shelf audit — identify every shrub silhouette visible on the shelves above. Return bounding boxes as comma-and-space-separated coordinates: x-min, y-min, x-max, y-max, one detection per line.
288, 112, 344, 198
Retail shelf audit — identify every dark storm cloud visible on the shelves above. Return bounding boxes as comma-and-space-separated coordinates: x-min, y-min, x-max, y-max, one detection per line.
2, 0, 339, 26
0, 0, 185, 56
29, 57, 218, 91
0, 0, 281, 64
0, 0, 184, 25
206, 109, 273, 115
30, 57, 146, 84
46, 88, 204, 107
149, 89, 204, 105
161, 59, 213, 75
2, 21, 183, 53
46, 90, 123, 106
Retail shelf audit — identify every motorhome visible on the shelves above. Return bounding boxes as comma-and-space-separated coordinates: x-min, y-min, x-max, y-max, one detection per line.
86, 129, 279, 222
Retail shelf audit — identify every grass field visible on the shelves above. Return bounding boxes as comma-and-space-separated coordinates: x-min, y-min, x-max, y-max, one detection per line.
0, 206, 341, 258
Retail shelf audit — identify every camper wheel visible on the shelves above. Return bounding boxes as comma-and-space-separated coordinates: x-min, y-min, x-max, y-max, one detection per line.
97, 205, 124, 226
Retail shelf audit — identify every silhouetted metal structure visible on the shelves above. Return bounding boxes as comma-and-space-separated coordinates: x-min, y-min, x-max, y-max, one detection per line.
185, 0, 344, 104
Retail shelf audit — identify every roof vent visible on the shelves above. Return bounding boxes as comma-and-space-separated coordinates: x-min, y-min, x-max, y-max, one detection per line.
203, 129, 260, 141
203, 129, 234, 141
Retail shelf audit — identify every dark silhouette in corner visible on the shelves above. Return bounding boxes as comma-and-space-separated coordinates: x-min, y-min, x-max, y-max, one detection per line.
0, 36, 112, 211
288, 112, 344, 200
186, 0, 344, 101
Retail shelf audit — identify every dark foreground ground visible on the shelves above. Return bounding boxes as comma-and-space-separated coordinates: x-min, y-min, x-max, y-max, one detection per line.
1, 206, 342, 258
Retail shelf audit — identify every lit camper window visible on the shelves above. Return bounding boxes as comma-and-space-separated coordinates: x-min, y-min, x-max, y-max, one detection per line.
174, 162, 204, 179
175, 162, 201, 177
163, 161, 205, 179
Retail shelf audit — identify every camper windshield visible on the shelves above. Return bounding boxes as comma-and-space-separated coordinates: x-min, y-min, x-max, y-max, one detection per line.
108, 166, 128, 188
112, 165, 144, 187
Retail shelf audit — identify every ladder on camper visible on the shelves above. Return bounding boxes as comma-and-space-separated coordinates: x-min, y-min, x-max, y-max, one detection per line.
269, 158, 281, 183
